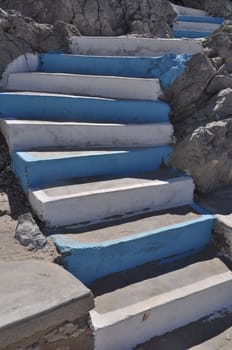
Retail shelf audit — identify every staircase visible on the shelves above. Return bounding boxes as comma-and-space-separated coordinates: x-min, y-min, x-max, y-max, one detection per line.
0, 17, 231, 350
171, 3, 224, 38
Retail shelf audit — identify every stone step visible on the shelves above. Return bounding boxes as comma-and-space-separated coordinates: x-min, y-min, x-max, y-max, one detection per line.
177, 15, 224, 24
173, 29, 211, 39
28, 170, 194, 227
37, 53, 190, 91
1, 119, 173, 152
12, 146, 172, 190
0, 260, 93, 349
90, 258, 232, 350
52, 204, 213, 285
174, 21, 221, 33
6, 73, 162, 101
0, 92, 170, 123
70, 36, 202, 57
171, 4, 208, 17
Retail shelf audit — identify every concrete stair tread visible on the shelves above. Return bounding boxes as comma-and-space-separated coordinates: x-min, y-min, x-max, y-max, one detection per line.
32, 170, 188, 198
53, 205, 200, 244
90, 257, 232, 350
7, 72, 162, 101
171, 4, 208, 17
174, 21, 221, 32
1, 119, 173, 152
92, 258, 230, 314
0, 260, 93, 349
28, 170, 194, 227
70, 36, 203, 56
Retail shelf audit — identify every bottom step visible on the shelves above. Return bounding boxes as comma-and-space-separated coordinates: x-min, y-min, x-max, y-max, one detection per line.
91, 257, 232, 350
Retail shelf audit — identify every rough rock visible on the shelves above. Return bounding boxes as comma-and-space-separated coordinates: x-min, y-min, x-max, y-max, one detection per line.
204, 23, 232, 58
15, 212, 47, 249
0, 0, 176, 37
0, 8, 79, 78
172, 0, 232, 18
204, 0, 232, 18
165, 53, 216, 133
164, 22, 232, 193
169, 119, 232, 193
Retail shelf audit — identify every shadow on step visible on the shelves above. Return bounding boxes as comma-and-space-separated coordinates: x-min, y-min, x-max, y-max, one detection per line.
134, 307, 232, 350
91, 245, 218, 297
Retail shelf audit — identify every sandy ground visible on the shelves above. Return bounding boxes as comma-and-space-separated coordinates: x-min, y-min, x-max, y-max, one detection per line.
0, 133, 59, 263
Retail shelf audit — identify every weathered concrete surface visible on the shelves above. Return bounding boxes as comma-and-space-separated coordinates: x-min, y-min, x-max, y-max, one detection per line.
198, 186, 232, 259
91, 257, 232, 350
0, 260, 94, 349
0, 0, 176, 37
6, 72, 162, 100
29, 170, 194, 227
1, 120, 173, 152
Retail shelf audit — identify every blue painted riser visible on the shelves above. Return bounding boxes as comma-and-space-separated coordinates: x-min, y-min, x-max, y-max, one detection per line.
53, 208, 214, 286
177, 15, 224, 24
173, 29, 211, 39
39, 53, 191, 90
12, 146, 172, 190
0, 93, 170, 123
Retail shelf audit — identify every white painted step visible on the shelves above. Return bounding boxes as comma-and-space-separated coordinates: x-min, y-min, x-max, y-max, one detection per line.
71, 36, 203, 57
174, 21, 221, 32
6, 73, 162, 101
28, 170, 194, 227
0, 120, 173, 152
171, 4, 208, 17
91, 258, 232, 350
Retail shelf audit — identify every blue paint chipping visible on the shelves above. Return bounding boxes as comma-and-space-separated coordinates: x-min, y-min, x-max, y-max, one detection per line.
177, 15, 224, 24
52, 208, 214, 286
12, 146, 172, 190
0, 93, 170, 123
38, 53, 191, 90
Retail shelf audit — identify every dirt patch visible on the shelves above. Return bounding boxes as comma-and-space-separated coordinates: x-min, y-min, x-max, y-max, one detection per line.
0, 131, 59, 263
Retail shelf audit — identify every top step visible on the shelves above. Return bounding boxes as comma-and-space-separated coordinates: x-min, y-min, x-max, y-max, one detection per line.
71, 36, 203, 57
171, 4, 208, 17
